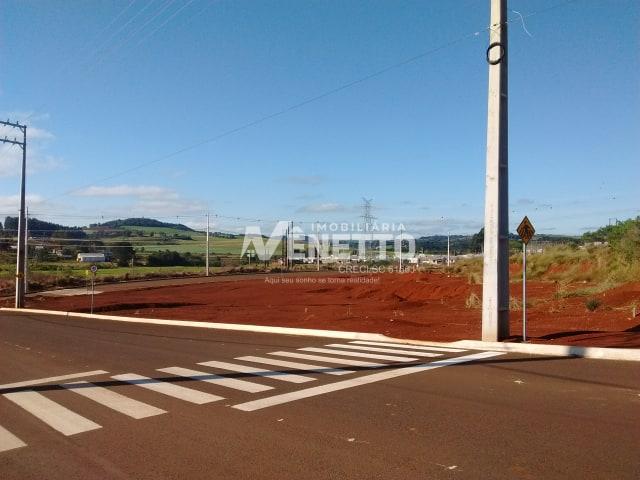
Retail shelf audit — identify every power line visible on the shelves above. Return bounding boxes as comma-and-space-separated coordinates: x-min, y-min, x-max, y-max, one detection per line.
96, 0, 138, 39
134, 0, 200, 47
45, 32, 482, 202
9, 0, 143, 127
88, 0, 179, 71
82, 0, 158, 69
42, 0, 583, 204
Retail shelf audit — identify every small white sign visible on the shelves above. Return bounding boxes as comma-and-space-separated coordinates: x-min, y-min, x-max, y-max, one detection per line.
90, 265, 98, 274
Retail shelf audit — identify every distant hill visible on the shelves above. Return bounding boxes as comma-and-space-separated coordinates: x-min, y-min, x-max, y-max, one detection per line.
415, 232, 579, 254
89, 218, 194, 232
3, 216, 87, 238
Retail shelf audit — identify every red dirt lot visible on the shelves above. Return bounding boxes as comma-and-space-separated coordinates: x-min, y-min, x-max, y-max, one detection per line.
20, 272, 640, 348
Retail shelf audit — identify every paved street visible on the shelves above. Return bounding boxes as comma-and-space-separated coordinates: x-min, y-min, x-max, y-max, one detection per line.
1, 311, 638, 479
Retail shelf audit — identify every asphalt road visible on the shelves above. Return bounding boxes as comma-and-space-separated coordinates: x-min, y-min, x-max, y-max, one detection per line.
0, 311, 638, 480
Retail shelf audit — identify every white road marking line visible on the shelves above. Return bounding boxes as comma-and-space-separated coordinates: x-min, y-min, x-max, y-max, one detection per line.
237, 356, 354, 376
349, 340, 467, 353
233, 351, 506, 411
111, 373, 223, 405
299, 347, 418, 362
0, 425, 27, 452
157, 367, 273, 393
0, 370, 108, 390
3, 391, 101, 436
269, 351, 385, 368
62, 381, 166, 419
197, 360, 315, 384
325, 344, 442, 358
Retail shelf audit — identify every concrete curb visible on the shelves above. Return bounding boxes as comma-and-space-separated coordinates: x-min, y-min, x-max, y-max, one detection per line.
0, 307, 421, 344
450, 340, 640, 362
2, 307, 639, 361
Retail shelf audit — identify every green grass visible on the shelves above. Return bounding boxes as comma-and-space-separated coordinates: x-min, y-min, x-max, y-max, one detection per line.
118, 225, 195, 235
83, 225, 195, 236
136, 236, 249, 255
449, 244, 639, 301
93, 265, 205, 277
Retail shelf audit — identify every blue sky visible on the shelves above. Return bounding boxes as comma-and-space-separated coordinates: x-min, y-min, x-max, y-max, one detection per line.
1, 0, 638, 236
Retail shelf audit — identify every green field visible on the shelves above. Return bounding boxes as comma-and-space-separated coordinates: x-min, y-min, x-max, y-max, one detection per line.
1, 220, 288, 294
136, 236, 249, 255
77, 227, 252, 256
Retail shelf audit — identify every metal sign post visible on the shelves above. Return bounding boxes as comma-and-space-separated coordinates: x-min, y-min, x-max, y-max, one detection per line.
90, 264, 98, 315
517, 216, 535, 342
522, 241, 527, 341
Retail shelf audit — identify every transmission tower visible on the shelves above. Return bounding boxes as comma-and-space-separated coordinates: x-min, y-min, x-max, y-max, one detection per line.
361, 197, 376, 259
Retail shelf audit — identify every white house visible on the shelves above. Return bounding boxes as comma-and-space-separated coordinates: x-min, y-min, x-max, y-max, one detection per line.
76, 253, 106, 263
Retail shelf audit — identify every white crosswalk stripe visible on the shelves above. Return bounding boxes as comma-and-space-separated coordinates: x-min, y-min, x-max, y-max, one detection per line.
349, 340, 467, 353
0, 425, 26, 453
111, 374, 223, 404
157, 367, 273, 393
236, 356, 354, 376
324, 343, 443, 357
62, 381, 166, 419
268, 351, 385, 368
3, 390, 102, 436
299, 347, 419, 362
1, 343, 499, 455
233, 351, 506, 412
197, 360, 315, 384
0, 370, 109, 390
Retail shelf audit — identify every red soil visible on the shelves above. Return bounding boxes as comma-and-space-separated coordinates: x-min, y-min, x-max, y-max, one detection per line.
22, 272, 640, 348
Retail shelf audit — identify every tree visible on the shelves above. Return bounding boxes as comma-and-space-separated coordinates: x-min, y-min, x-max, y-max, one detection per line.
110, 242, 135, 267
0, 237, 10, 251
470, 228, 484, 253
609, 218, 640, 264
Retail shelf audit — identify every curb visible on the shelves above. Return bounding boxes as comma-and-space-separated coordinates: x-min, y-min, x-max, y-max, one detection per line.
2, 307, 639, 361
450, 340, 640, 362
0, 307, 421, 344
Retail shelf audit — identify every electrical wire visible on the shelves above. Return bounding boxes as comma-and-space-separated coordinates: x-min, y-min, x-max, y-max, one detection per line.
88, 0, 179, 71
134, 0, 199, 47
41, 0, 584, 204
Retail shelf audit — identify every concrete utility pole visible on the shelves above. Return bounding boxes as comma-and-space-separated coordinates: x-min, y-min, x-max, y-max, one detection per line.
0, 119, 27, 308
447, 231, 450, 267
281, 224, 287, 269
205, 212, 210, 276
289, 220, 294, 270
316, 221, 320, 272
398, 227, 403, 272
24, 208, 29, 294
482, 0, 509, 341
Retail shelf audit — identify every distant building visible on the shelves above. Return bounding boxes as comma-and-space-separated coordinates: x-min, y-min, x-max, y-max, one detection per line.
76, 253, 106, 263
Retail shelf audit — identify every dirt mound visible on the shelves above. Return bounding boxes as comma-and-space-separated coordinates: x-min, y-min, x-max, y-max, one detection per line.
598, 282, 640, 306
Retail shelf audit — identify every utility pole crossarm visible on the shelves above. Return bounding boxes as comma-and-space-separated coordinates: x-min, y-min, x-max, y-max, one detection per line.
0, 137, 26, 147
0, 119, 27, 129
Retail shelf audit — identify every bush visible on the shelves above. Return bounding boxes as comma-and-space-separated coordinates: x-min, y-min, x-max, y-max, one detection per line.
465, 293, 481, 309
585, 298, 601, 311
147, 250, 204, 267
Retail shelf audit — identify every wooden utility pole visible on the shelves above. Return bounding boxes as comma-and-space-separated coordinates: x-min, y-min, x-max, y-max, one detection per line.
482, 0, 509, 341
0, 119, 27, 308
